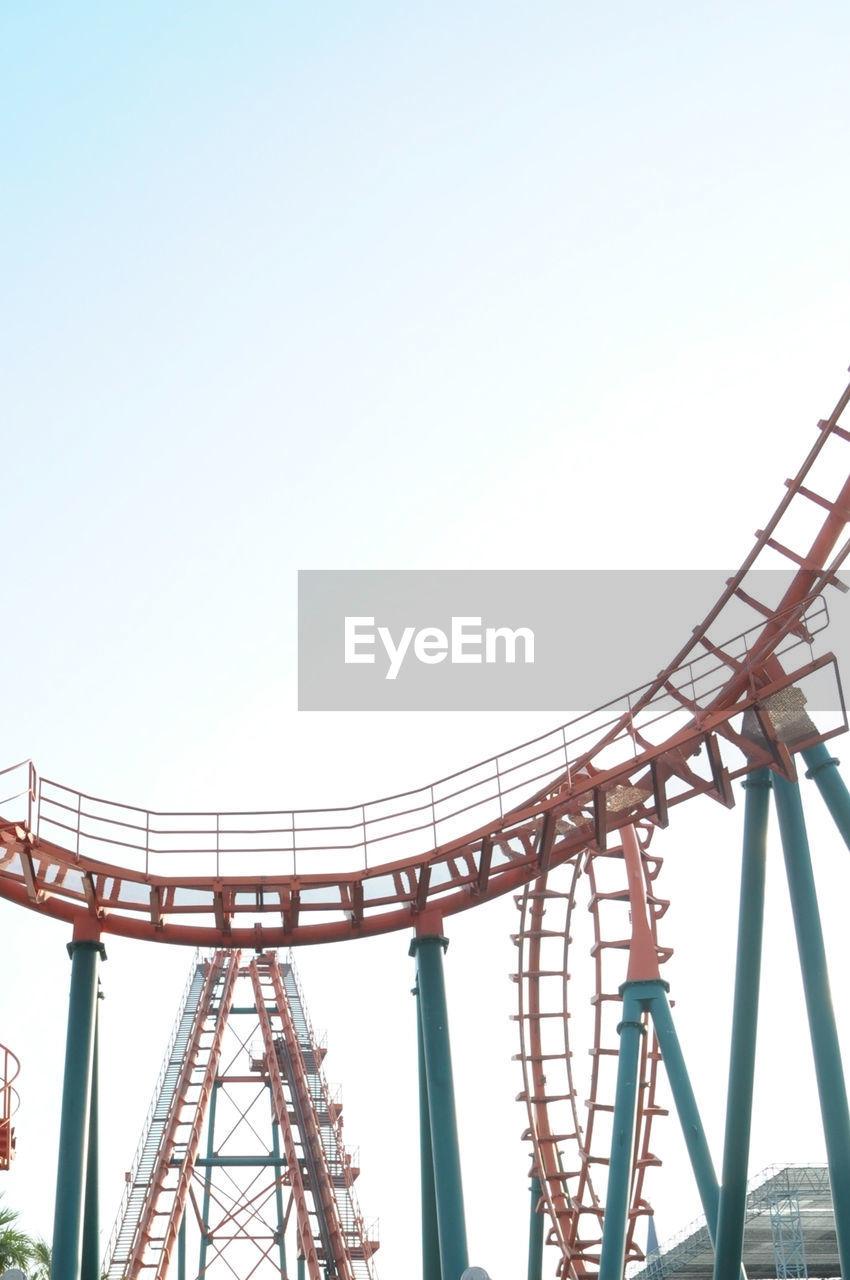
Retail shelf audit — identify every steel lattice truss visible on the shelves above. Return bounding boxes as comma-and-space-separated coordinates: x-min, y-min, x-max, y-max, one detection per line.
631, 1166, 839, 1280
103, 949, 378, 1280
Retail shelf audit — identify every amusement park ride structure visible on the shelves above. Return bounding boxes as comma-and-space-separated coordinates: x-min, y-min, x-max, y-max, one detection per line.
2, 374, 850, 1279
0, 1040, 19, 1173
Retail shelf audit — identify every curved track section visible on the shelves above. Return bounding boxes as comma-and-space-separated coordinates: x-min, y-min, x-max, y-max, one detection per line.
0, 1040, 20, 1171
514, 824, 668, 1279
1, 381, 849, 944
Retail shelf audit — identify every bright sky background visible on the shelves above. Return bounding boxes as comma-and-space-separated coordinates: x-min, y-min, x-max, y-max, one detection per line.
2, 1, 850, 1277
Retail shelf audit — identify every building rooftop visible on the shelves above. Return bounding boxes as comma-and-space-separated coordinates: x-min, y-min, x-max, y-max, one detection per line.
631, 1166, 838, 1280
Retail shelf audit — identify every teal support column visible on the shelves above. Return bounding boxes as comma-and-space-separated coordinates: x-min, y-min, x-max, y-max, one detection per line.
177, 1215, 186, 1280
773, 772, 850, 1278
713, 770, 771, 1280
298, 1254, 305, 1280
271, 1117, 288, 1277
527, 1175, 544, 1280
647, 990, 722, 1235
52, 938, 105, 1280
649, 985, 748, 1280
81, 1000, 102, 1280
599, 985, 646, 1280
803, 742, 850, 850
198, 1079, 220, 1275
415, 983, 441, 1280
410, 934, 469, 1280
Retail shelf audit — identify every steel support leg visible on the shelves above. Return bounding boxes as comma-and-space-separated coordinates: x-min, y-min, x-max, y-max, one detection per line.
416, 983, 442, 1280
599, 985, 646, 1280
647, 990, 724, 1239
52, 938, 104, 1280
773, 772, 850, 1277
177, 1216, 186, 1280
411, 934, 469, 1280
527, 1175, 544, 1280
713, 769, 771, 1280
272, 1116, 289, 1278
802, 742, 850, 851
82, 1002, 101, 1280
198, 1078, 220, 1276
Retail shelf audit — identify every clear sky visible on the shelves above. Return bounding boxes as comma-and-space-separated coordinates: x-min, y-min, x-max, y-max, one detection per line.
2, 2, 850, 1277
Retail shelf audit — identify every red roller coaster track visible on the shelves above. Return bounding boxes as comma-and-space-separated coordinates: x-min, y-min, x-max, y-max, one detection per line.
0, 1041, 19, 1171
0, 379, 848, 951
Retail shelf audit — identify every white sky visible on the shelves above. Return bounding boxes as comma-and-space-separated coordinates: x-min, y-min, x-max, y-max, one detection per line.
2, 2, 850, 1277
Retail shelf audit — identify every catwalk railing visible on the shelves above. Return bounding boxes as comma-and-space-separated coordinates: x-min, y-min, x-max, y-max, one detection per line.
0, 600, 840, 879
0, 375, 848, 943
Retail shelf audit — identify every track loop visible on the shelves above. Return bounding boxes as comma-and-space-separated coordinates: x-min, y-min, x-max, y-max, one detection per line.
514, 823, 668, 1278
0, 1040, 20, 1170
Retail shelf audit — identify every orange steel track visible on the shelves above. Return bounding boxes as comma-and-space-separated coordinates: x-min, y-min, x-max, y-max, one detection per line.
1, 379, 850, 947
0, 1041, 19, 1170
514, 824, 668, 1279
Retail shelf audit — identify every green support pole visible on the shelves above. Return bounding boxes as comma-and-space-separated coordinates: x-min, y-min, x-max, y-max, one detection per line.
271, 1116, 289, 1277
599, 985, 645, 1280
647, 989, 723, 1237
773, 772, 850, 1278
81, 999, 101, 1280
410, 935, 469, 1280
803, 742, 850, 851
198, 1078, 220, 1275
527, 1175, 544, 1280
177, 1215, 186, 1280
713, 770, 771, 1280
415, 983, 442, 1280
298, 1254, 305, 1280
52, 939, 104, 1280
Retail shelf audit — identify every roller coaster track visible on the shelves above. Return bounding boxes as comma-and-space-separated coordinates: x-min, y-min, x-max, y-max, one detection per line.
103, 954, 212, 1277
513, 821, 668, 1278
0, 375, 849, 1280
103, 949, 378, 1279
0, 1040, 19, 1171
504, 379, 850, 1280
0, 378, 849, 945
514, 823, 669, 1279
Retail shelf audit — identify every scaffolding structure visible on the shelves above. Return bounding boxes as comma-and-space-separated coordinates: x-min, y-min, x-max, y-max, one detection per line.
103, 949, 378, 1280
633, 1167, 838, 1280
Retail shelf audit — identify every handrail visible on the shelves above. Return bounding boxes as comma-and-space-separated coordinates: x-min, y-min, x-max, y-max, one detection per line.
0, 375, 848, 943
7, 597, 828, 876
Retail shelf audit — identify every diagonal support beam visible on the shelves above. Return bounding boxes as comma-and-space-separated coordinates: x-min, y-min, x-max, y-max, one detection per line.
802, 741, 850, 850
